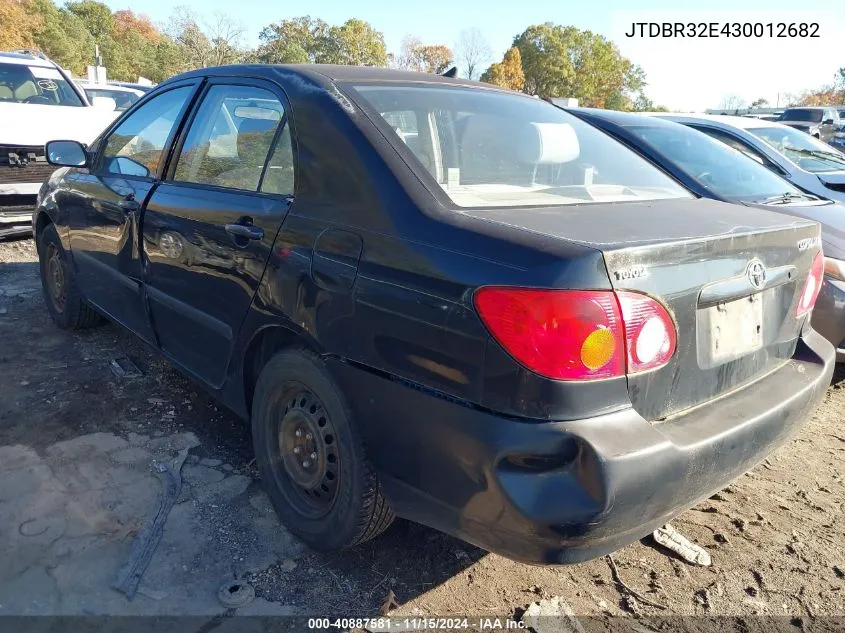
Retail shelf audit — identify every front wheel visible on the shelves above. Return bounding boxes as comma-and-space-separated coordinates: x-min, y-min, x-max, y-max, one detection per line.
37, 224, 102, 330
251, 349, 394, 550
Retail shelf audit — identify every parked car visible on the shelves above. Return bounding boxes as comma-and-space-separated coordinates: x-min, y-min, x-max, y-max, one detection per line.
77, 81, 146, 112
568, 108, 845, 361
34, 65, 833, 564
653, 114, 845, 204
777, 107, 840, 143
0, 50, 117, 237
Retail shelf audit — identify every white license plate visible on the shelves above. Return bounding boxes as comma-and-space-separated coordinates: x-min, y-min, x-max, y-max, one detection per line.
708, 294, 764, 362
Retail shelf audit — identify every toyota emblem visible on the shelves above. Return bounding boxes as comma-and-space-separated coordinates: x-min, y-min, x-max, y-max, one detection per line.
746, 259, 767, 290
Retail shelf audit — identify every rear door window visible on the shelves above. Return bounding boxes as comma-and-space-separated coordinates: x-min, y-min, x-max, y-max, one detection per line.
172, 85, 286, 193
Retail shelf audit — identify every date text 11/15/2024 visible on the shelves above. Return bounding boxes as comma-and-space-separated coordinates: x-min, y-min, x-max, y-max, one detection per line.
625, 22, 819, 38
308, 617, 527, 630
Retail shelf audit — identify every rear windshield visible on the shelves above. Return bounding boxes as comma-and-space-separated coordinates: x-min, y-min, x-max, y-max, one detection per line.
626, 123, 804, 203
345, 84, 690, 208
779, 109, 823, 123
0, 62, 83, 107
749, 126, 845, 173
84, 87, 140, 111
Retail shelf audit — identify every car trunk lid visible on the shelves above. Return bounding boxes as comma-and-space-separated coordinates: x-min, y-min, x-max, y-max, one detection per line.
461, 198, 821, 420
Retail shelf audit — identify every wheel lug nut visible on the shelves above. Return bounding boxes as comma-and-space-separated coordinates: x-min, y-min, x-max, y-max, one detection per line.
302, 460, 311, 468
310, 452, 317, 459
295, 429, 302, 438
293, 447, 300, 454
305, 433, 312, 440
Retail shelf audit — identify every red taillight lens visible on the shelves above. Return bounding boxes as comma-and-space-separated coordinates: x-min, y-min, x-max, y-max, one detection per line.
617, 291, 677, 374
797, 249, 824, 317
473, 288, 625, 380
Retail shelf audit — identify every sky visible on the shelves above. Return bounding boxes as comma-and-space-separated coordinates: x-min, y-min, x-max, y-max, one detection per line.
94, 0, 845, 111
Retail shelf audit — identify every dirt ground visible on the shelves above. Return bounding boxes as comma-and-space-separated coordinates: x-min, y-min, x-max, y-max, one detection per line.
1, 236, 844, 628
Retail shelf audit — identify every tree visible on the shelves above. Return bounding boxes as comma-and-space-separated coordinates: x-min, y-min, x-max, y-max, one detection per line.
0, 0, 42, 51
719, 94, 747, 111
392, 37, 453, 74
456, 28, 491, 80
254, 16, 331, 64
66, 0, 114, 41
480, 47, 524, 91
750, 97, 769, 109
512, 23, 643, 106
28, 0, 95, 76
165, 7, 244, 71
324, 19, 387, 66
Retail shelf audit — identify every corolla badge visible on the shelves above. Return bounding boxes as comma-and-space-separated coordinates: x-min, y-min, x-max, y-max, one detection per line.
746, 259, 767, 290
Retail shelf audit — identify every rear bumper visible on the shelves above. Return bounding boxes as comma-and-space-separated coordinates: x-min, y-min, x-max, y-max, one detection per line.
812, 276, 845, 362
329, 327, 833, 564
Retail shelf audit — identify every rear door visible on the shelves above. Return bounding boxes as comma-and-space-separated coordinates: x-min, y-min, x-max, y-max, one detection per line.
141, 78, 295, 387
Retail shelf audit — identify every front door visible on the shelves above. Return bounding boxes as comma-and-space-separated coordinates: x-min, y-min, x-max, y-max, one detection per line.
65, 83, 197, 341
141, 80, 296, 387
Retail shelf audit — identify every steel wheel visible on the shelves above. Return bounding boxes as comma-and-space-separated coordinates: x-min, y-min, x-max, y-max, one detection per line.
45, 243, 67, 313
274, 388, 340, 518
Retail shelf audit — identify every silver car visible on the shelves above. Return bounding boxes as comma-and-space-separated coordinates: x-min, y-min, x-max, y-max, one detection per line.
654, 113, 845, 360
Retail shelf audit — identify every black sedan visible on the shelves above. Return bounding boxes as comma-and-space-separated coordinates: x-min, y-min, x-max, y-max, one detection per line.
34, 64, 833, 564
566, 107, 845, 361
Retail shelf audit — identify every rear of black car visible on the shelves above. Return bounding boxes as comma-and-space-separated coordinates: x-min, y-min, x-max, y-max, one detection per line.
332, 80, 834, 563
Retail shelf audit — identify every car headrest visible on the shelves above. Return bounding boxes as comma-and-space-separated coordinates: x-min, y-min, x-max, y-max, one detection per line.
516, 122, 580, 164
461, 115, 580, 165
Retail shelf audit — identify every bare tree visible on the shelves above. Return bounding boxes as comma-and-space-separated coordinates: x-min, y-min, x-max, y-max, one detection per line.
719, 94, 747, 112
206, 12, 245, 66
456, 28, 491, 80
165, 6, 243, 69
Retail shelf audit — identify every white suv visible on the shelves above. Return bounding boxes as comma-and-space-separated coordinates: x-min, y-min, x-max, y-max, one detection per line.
0, 50, 118, 237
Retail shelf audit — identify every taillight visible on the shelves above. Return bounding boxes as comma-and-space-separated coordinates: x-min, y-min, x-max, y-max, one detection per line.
797, 249, 824, 317
473, 288, 624, 380
617, 291, 677, 374
473, 287, 677, 381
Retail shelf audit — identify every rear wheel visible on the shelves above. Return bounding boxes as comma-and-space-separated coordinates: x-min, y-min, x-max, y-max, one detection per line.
251, 349, 394, 550
37, 224, 102, 330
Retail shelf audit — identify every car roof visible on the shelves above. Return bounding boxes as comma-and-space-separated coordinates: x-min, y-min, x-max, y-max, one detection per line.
567, 107, 680, 129
164, 63, 508, 92
0, 51, 54, 67
647, 112, 790, 131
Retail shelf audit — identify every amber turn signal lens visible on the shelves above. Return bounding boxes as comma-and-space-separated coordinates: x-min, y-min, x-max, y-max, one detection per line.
580, 328, 617, 370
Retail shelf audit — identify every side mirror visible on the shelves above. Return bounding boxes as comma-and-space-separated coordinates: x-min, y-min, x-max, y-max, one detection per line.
46, 140, 88, 167
824, 118, 834, 125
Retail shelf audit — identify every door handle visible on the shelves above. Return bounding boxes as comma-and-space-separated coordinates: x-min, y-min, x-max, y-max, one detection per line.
225, 223, 264, 241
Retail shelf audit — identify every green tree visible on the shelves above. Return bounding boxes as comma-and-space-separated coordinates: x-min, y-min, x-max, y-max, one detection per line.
0, 0, 42, 51
513, 23, 644, 106
66, 0, 114, 41
480, 47, 524, 91
255, 16, 331, 64
28, 0, 95, 75
324, 19, 387, 66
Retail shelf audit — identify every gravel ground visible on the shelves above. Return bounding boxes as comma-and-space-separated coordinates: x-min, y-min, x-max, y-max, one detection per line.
1, 236, 844, 626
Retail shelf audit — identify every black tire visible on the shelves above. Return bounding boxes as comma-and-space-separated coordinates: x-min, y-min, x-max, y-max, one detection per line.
252, 349, 394, 550
37, 223, 102, 330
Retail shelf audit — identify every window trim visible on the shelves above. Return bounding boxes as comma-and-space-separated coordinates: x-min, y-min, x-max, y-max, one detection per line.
163, 76, 298, 199
92, 79, 202, 183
